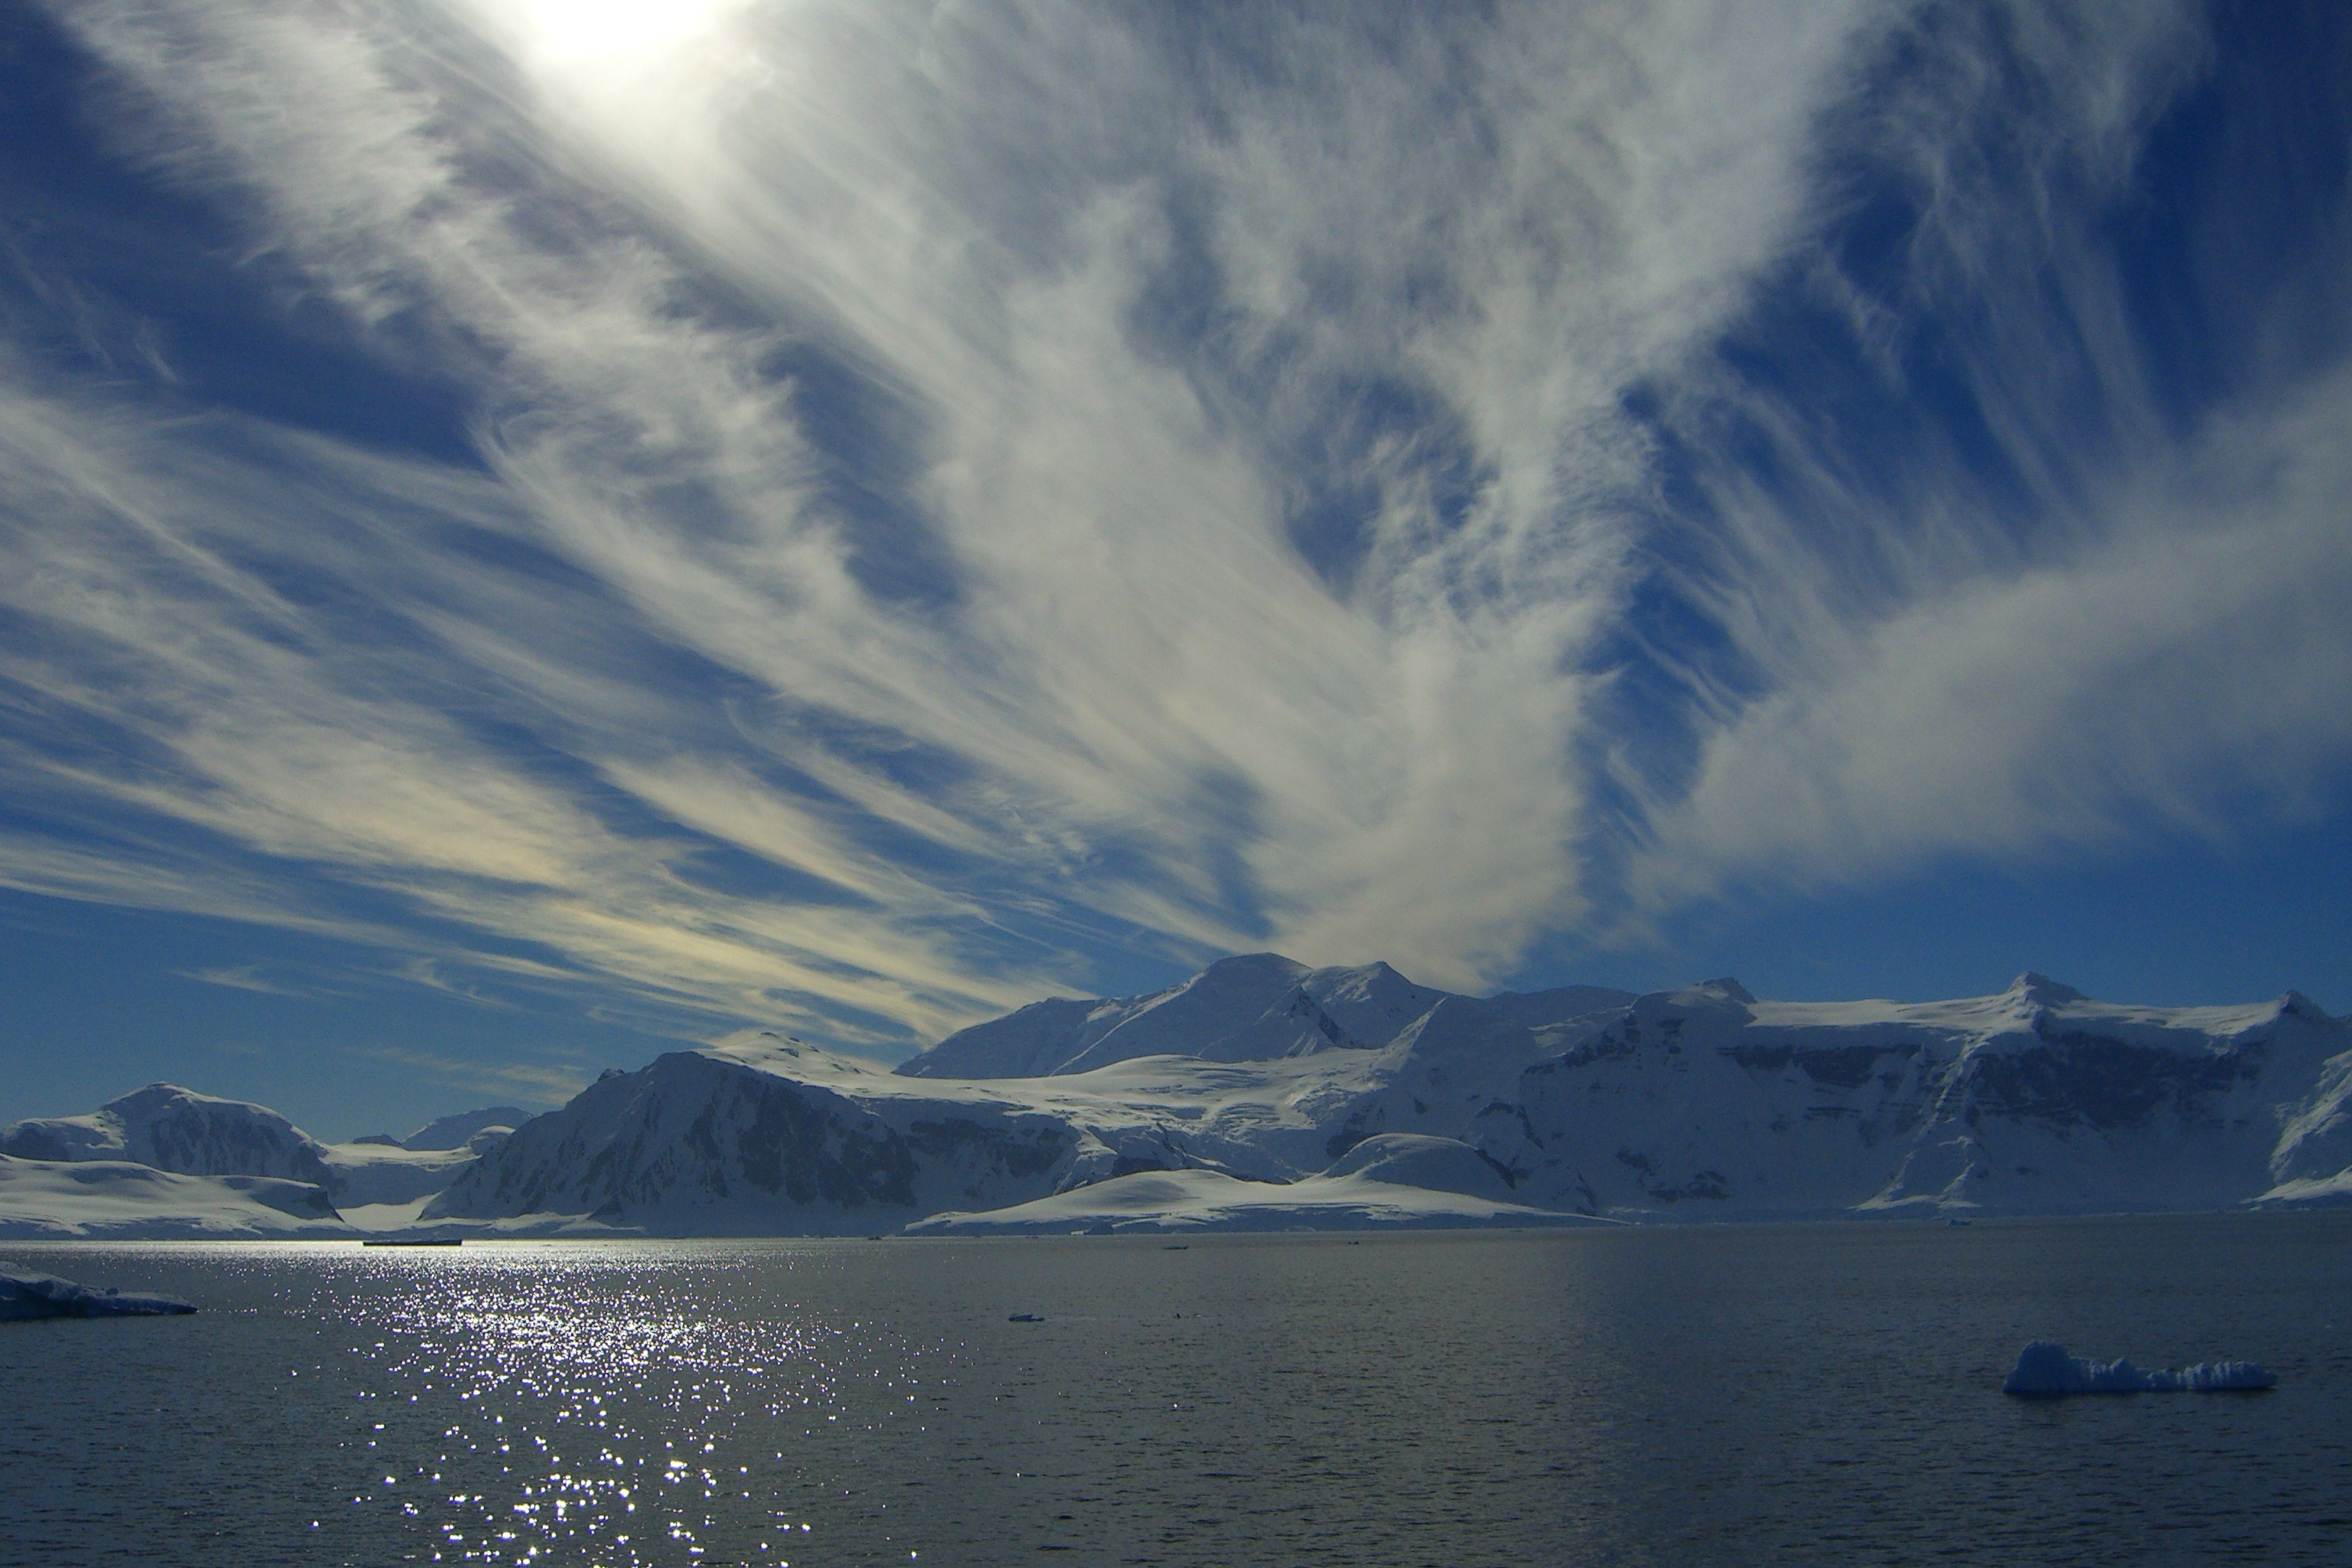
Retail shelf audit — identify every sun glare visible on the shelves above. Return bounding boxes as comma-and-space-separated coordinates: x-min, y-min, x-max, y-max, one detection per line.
498, 0, 746, 70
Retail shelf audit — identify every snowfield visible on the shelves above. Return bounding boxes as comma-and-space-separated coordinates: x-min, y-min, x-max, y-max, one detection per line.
0, 1154, 350, 1239
907, 1135, 1612, 1234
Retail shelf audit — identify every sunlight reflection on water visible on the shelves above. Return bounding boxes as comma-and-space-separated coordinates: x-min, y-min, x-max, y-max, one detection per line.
333, 1245, 935, 1564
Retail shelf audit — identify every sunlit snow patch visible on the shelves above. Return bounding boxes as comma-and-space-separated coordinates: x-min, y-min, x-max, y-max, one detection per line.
2002, 1341, 2275, 1395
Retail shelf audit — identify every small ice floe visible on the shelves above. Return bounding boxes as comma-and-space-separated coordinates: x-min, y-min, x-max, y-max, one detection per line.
1007, 1312, 1044, 1323
2, 1265, 196, 1321
2003, 1341, 2275, 1395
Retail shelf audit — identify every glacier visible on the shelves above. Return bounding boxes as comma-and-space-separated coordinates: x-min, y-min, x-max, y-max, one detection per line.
2002, 1341, 2277, 1394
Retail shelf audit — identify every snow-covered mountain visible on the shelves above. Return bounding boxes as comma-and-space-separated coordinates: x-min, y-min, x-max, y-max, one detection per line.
0, 1085, 514, 1229
420, 1036, 1376, 1234
420, 962, 2352, 1232
1, 1084, 338, 1188
1448, 974, 2352, 1217
897, 955, 1500, 1077
7, 959, 2347, 1236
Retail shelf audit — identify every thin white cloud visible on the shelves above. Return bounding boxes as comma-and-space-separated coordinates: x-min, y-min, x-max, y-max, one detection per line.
173, 964, 309, 997
1626, 374, 2352, 914
347, 1040, 587, 1108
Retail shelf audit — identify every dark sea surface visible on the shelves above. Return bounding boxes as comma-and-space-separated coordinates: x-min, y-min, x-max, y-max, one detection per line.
2, 1212, 2347, 1567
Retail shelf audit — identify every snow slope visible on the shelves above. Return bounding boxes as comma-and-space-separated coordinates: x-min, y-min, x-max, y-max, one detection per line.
0, 1154, 350, 1238
897, 955, 1463, 1077
904, 1161, 1608, 1235
320, 1142, 481, 1207
2262, 1043, 2352, 1204
1324, 1133, 1524, 1204
403, 1107, 531, 1152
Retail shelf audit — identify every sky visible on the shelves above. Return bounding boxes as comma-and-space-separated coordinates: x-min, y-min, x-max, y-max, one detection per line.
0, 1, 2347, 1141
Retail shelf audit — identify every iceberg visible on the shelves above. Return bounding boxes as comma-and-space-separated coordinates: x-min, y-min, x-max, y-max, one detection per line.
1, 1265, 196, 1320
2002, 1341, 2275, 1394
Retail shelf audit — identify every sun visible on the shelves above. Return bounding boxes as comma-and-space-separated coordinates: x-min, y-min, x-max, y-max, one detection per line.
495, 0, 748, 70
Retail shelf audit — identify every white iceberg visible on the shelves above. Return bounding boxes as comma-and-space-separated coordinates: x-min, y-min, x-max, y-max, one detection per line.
2003, 1341, 2276, 1394
1, 1265, 196, 1320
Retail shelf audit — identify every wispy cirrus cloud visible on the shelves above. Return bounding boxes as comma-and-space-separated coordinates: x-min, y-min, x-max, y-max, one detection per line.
172, 963, 313, 997
2, 0, 2346, 1057
345, 1040, 591, 1111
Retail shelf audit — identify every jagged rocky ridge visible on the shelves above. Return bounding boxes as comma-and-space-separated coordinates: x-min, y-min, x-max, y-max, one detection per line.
8, 957, 2350, 1235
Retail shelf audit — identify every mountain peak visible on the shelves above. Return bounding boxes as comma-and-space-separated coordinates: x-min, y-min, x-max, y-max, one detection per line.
106, 1083, 203, 1109
2275, 990, 2325, 1021
2008, 972, 2086, 1006
1192, 952, 1308, 982
1693, 977, 1756, 1004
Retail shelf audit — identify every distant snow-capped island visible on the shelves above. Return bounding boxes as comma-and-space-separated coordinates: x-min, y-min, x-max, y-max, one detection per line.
4, 956, 2347, 1239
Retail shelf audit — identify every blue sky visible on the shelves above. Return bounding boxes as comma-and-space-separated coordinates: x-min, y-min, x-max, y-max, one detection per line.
1, 1, 2347, 1140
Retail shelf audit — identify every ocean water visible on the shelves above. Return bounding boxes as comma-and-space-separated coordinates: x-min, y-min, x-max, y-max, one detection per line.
2, 1213, 2347, 1567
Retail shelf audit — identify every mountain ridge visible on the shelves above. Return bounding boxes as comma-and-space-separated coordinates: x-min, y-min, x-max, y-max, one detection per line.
5, 959, 2346, 1236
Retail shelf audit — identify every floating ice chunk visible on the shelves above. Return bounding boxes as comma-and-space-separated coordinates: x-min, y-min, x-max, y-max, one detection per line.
2, 1265, 197, 1319
2003, 1341, 2275, 1395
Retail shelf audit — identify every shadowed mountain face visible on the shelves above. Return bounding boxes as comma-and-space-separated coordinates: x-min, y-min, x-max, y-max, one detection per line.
423, 1047, 1087, 1235
1465, 978, 2352, 1217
